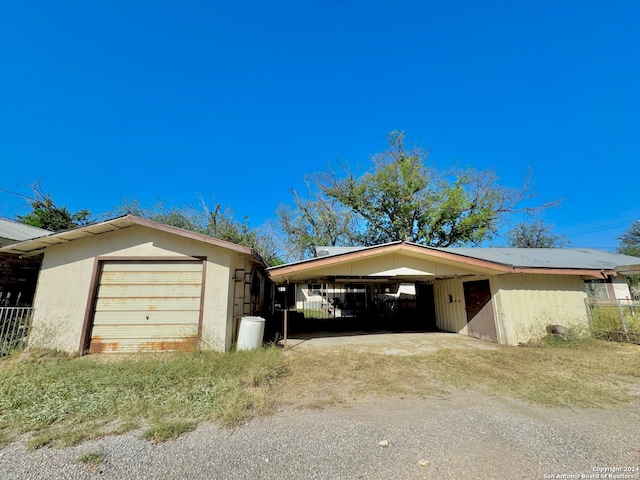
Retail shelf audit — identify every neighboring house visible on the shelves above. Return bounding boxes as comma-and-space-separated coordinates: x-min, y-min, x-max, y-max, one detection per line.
0, 215, 270, 354
0, 218, 50, 306
268, 243, 640, 345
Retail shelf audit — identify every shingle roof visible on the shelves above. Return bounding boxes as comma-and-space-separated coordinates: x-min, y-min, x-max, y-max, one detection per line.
0, 218, 51, 246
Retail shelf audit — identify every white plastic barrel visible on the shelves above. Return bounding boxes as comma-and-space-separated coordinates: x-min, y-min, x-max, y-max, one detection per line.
237, 316, 266, 350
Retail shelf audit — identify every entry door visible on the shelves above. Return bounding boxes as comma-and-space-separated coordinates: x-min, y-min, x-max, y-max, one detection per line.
462, 279, 498, 343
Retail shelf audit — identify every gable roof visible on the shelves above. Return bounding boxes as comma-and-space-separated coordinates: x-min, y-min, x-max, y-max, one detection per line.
269, 241, 640, 282
0, 217, 51, 246
0, 214, 266, 265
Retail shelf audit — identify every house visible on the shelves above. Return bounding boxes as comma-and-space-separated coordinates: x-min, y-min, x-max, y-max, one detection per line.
0, 218, 50, 306
0, 215, 270, 354
267, 242, 640, 345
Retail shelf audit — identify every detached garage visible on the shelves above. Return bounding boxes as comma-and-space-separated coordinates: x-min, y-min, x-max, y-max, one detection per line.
0, 215, 270, 354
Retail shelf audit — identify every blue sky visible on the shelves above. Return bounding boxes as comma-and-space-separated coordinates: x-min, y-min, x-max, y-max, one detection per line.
0, 1, 638, 250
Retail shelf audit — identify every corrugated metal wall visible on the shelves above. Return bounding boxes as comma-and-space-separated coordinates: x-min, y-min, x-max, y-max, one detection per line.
89, 260, 203, 353
494, 274, 589, 345
433, 277, 469, 335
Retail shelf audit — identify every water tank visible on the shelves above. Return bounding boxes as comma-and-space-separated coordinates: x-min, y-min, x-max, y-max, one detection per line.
237, 316, 266, 350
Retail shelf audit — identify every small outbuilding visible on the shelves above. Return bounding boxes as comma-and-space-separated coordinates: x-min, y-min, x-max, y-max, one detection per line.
0, 215, 270, 354
268, 242, 640, 345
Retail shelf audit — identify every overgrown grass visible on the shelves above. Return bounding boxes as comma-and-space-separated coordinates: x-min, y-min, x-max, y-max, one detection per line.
2, 335, 639, 449
590, 305, 640, 341
279, 336, 640, 410
0, 346, 285, 448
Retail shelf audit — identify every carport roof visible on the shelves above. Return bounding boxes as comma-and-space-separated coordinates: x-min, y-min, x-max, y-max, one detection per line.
0, 217, 51, 246
269, 242, 640, 282
0, 214, 266, 264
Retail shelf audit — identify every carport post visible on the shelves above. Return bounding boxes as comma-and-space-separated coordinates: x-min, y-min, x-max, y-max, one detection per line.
283, 280, 289, 349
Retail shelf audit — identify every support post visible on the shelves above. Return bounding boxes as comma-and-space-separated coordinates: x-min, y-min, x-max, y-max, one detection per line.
283, 280, 289, 349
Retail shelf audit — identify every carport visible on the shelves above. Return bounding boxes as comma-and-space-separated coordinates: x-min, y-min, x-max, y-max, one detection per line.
267, 243, 511, 346
268, 242, 638, 346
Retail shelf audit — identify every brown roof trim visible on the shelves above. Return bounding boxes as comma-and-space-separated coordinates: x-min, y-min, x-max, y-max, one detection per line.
0, 215, 266, 265
268, 242, 512, 279
509, 268, 616, 277
267, 242, 617, 281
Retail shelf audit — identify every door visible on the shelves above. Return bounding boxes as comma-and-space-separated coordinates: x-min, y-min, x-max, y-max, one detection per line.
87, 260, 204, 353
463, 279, 498, 342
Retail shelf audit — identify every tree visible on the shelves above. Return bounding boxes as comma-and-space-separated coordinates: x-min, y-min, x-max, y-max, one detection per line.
113, 198, 285, 266
506, 219, 569, 248
15, 181, 91, 231
617, 221, 640, 257
617, 221, 640, 298
289, 131, 557, 253
277, 185, 359, 261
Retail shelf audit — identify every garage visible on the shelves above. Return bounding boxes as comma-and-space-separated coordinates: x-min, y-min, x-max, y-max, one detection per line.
86, 259, 205, 353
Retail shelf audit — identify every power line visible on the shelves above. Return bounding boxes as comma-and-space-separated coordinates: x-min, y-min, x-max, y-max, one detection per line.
566, 219, 638, 238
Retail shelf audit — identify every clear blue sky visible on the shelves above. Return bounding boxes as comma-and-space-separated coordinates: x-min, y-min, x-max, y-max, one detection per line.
1, 1, 638, 250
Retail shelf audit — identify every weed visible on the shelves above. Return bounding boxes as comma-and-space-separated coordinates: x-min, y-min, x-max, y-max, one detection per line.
142, 420, 196, 443
77, 451, 104, 471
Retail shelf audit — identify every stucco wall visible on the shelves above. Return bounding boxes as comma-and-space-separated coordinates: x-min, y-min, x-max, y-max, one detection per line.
493, 274, 589, 345
29, 225, 255, 354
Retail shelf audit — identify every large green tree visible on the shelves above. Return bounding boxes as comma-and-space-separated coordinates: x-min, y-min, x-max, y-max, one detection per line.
16, 181, 91, 231
284, 131, 557, 255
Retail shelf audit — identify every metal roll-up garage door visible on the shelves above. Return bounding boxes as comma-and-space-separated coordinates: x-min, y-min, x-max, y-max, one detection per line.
88, 260, 203, 353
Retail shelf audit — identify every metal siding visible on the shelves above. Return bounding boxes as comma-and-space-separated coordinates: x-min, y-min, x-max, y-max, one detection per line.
433, 278, 468, 334
90, 260, 203, 353
496, 274, 589, 344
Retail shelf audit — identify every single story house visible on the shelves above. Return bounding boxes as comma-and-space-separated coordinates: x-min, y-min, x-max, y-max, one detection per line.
0, 215, 270, 354
0, 218, 50, 306
267, 242, 640, 345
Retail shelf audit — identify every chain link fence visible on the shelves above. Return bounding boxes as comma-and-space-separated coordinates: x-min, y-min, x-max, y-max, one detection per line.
586, 300, 640, 344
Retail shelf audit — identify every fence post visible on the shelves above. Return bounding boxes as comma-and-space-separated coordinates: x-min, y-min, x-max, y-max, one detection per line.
617, 300, 630, 342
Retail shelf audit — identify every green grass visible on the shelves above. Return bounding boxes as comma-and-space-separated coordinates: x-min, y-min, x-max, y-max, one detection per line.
2, 335, 639, 449
0, 346, 285, 448
77, 451, 104, 470
142, 420, 197, 443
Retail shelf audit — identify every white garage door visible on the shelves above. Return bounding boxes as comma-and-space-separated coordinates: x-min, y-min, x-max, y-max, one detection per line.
89, 260, 203, 353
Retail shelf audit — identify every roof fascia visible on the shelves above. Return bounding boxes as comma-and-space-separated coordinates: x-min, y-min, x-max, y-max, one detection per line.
0, 215, 266, 266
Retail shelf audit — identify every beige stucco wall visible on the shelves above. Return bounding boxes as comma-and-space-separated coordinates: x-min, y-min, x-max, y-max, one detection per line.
29, 225, 257, 354
493, 274, 590, 345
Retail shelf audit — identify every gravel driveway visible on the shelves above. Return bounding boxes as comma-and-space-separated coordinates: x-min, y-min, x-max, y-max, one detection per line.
1, 390, 638, 479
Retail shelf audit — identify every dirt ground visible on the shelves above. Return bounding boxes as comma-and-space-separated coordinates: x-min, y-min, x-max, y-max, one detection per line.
1, 332, 639, 479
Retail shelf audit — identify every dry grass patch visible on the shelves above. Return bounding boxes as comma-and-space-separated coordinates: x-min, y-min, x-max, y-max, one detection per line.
0, 346, 286, 448
280, 337, 640, 409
